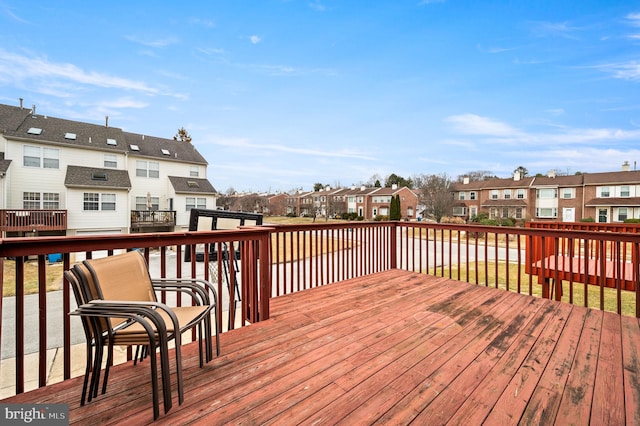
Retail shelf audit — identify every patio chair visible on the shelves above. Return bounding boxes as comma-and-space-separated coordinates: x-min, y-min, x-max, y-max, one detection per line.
68, 250, 220, 418
66, 267, 172, 420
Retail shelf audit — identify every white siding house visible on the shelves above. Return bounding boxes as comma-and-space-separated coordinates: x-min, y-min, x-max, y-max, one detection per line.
0, 102, 217, 236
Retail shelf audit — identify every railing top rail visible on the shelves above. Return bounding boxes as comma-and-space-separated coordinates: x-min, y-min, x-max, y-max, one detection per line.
397, 221, 640, 243
0, 227, 273, 257
265, 221, 397, 232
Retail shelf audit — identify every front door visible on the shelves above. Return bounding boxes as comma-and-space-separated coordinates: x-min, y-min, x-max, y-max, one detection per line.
562, 207, 575, 222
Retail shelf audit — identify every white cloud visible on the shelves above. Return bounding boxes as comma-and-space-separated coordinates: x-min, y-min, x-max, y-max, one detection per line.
309, 1, 326, 12
250, 35, 261, 44
205, 136, 377, 161
529, 21, 580, 39
626, 13, 640, 26
593, 61, 640, 81
445, 113, 640, 148
0, 49, 158, 94
123, 35, 179, 48
445, 114, 523, 137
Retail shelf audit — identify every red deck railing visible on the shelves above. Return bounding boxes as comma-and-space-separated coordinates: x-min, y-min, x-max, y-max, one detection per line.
0, 209, 67, 232
1, 220, 639, 397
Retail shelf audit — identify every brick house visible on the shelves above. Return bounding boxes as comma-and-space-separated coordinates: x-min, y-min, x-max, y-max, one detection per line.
451, 164, 640, 223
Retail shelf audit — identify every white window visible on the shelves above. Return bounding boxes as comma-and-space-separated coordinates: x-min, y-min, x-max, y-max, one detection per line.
43, 148, 59, 169
135, 196, 159, 210
84, 193, 116, 211
600, 187, 610, 198
190, 166, 199, 177
537, 188, 557, 199
516, 189, 525, 199
618, 208, 628, 222
23, 145, 60, 169
536, 208, 557, 218
23, 192, 60, 209
104, 154, 118, 168
452, 206, 467, 216
470, 192, 476, 200
562, 188, 574, 199
503, 189, 511, 199
515, 207, 523, 219
136, 161, 159, 178
186, 197, 206, 210
491, 190, 499, 199
458, 192, 465, 201
406, 207, 413, 217
621, 186, 630, 197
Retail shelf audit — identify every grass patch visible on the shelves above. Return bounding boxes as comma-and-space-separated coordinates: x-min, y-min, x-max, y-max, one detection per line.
3, 260, 63, 297
432, 261, 637, 317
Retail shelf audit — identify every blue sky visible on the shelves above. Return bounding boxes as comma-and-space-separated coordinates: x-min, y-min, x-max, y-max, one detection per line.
1, 1, 640, 193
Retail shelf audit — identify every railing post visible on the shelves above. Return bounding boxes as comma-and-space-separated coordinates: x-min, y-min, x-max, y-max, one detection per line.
259, 230, 271, 320
390, 222, 398, 269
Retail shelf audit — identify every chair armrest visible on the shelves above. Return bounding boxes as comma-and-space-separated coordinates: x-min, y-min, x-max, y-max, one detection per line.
71, 303, 168, 347
84, 300, 180, 336
151, 278, 217, 306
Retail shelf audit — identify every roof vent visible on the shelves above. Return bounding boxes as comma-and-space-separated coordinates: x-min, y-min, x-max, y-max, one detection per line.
161, 149, 170, 156
91, 172, 107, 181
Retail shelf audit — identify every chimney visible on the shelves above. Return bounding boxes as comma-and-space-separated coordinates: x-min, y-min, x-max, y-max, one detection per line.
463, 176, 470, 185
31, 104, 36, 116
325, 185, 331, 191
513, 171, 521, 181
622, 161, 630, 172
547, 170, 556, 178
392, 183, 398, 190
361, 185, 366, 191
19, 98, 23, 109
105, 116, 109, 128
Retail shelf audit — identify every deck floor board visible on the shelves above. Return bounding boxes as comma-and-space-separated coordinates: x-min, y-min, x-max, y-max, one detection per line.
2, 269, 639, 425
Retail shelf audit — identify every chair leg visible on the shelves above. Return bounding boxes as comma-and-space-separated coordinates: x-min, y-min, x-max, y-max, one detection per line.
101, 340, 115, 395
88, 340, 103, 402
80, 343, 93, 406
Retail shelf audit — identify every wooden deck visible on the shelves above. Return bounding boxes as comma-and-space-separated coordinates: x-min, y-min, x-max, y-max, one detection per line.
3, 269, 640, 425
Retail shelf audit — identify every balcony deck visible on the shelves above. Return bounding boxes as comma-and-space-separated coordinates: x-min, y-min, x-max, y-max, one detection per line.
3, 269, 640, 425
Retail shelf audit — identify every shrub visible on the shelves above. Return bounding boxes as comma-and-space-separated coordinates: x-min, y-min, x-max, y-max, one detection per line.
581, 217, 595, 222
624, 218, 640, 223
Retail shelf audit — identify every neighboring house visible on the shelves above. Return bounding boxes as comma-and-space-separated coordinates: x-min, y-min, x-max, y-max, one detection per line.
0, 102, 217, 237
451, 164, 640, 223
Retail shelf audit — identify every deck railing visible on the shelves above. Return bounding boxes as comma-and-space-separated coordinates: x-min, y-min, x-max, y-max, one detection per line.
130, 210, 176, 230
0, 209, 67, 232
1, 220, 640, 397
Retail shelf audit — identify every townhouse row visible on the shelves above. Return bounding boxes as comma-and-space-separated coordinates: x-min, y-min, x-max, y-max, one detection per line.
451, 165, 640, 223
280, 185, 419, 220
0, 102, 217, 237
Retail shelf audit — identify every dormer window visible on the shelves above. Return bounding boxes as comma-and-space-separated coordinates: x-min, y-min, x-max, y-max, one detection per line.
161, 149, 170, 156
187, 181, 199, 188
130, 144, 140, 151
106, 138, 117, 146
64, 133, 77, 140
27, 127, 42, 135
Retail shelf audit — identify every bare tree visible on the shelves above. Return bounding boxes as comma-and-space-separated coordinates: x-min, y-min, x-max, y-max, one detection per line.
415, 173, 454, 223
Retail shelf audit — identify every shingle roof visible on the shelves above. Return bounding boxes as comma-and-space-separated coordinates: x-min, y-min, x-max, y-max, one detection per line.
584, 197, 640, 207
64, 166, 132, 189
451, 177, 534, 191
168, 176, 217, 194
0, 103, 208, 164
583, 170, 640, 185
0, 159, 12, 175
